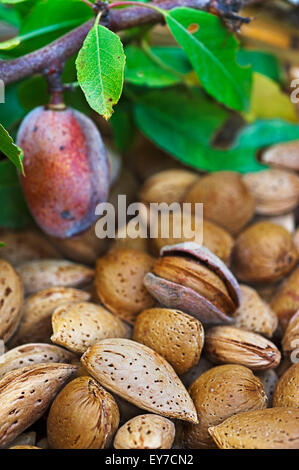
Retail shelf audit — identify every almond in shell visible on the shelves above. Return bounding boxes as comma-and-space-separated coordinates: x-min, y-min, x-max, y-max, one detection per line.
51, 302, 131, 354
271, 268, 299, 331
133, 308, 204, 375
182, 364, 267, 448
114, 414, 175, 449
95, 248, 156, 324
81, 338, 198, 423
0, 363, 77, 448
16, 259, 94, 295
204, 326, 281, 370
47, 376, 119, 449
273, 362, 299, 408
0, 343, 77, 379
233, 285, 278, 338
0, 259, 24, 343
208, 408, 299, 449
9, 287, 90, 346
282, 310, 299, 359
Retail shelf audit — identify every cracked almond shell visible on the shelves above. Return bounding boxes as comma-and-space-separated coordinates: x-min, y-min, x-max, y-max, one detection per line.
273, 362, 299, 408
81, 338, 198, 423
0, 343, 77, 378
0, 363, 77, 448
182, 364, 267, 449
47, 376, 119, 449
133, 308, 204, 375
95, 248, 156, 324
144, 242, 241, 325
51, 301, 131, 354
208, 408, 299, 449
204, 326, 281, 370
0, 259, 24, 343
9, 287, 90, 346
114, 414, 175, 449
16, 259, 94, 295
232, 222, 298, 283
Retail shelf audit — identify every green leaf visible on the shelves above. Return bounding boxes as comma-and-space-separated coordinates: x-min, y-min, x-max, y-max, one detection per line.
165, 8, 252, 111
0, 4, 20, 26
237, 49, 281, 82
0, 0, 27, 3
110, 98, 136, 152
0, 160, 31, 229
0, 83, 26, 130
0, 124, 24, 173
133, 87, 299, 172
125, 45, 191, 87
76, 24, 126, 120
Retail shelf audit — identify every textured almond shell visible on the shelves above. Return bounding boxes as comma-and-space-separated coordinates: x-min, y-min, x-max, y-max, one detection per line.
0, 259, 24, 343
182, 364, 267, 449
232, 222, 298, 283
0, 343, 77, 379
47, 376, 119, 449
139, 169, 198, 205
150, 214, 234, 265
261, 140, 299, 171
114, 414, 175, 449
184, 171, 255, 235
133, 308, 204, 375
204, 326, 281, 370
243, 169, 299, 215
282, 310, 299, 357
16, 259, 94, 295
9, 287, 91, 346
9, 445, 41, 449
233, 285, 278, 338
273, 362, 299, 408
81, 338, 198, 423
209, 408, 299, 449
51, 302, 131, 354
95, 248, 156, 324
0, 363, 77, 448
0, 229, 60, 266
271, 268, 299, 331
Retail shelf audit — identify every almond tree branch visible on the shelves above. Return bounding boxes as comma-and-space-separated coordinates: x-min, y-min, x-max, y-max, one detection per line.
0, 0, 254, 86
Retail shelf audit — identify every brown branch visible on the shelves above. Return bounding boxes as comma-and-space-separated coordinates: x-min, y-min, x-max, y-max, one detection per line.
0, 0, 253, 86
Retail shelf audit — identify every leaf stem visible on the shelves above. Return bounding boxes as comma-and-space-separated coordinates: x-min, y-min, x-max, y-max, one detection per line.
141, 39, 186, 80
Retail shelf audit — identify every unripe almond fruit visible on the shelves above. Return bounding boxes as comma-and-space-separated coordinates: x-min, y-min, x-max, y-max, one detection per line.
0, 228, 60, 266
273, 362, 299, 408
184, 171, 255, 235
204, 326, 281, 370
0, 343, 77, 378
0, 363, 77, 448
209, 408, 299, 449
232, 222, 298, 283
51, 302, 131, 354
114, 414, 175, 449
17, 106, 110, 238
133, 308, 204, 375
95, 248, 156, 324
81, 338, 198, 423
233, 285, 278, 338
182, 364, 267, 448
0, 259, 23, 343
271, 268, 299, 331
282, 310, 299, 359
139, 169, 198, 205
16, 259, 94, 295
243, 169, 299, 215
9, 287, 90, 346
47, 376, 119, 449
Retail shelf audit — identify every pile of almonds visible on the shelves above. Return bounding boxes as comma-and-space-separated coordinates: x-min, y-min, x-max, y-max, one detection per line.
1, 140, 299, 450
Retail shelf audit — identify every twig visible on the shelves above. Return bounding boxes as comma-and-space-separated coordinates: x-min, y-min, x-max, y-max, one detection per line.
0, 0, 253, 86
